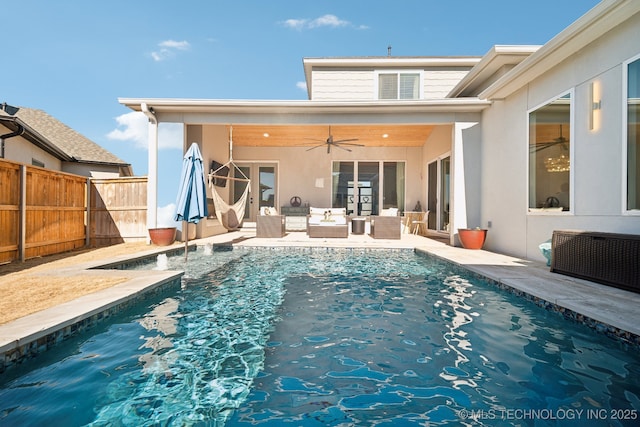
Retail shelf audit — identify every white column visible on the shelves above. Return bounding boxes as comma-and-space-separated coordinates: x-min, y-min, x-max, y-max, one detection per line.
450, 121, 478, 246
143, 103, 158, 233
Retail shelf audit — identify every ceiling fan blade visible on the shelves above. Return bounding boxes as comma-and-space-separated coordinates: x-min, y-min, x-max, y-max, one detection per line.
332, 144, 352, 152
335, 142, 364, 147
332, 138, 359, 144
306, 144, 325, 151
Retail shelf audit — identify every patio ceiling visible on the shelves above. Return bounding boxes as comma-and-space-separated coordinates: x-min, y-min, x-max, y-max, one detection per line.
228, 124, 435, 148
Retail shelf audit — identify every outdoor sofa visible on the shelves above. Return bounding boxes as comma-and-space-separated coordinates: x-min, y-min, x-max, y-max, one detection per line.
307, 207, 349, 238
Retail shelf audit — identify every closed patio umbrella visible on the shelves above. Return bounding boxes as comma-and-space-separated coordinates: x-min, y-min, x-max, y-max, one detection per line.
174, 142, 208, 259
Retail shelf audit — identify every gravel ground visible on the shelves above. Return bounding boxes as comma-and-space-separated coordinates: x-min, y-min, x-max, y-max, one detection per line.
0, 242, 166, 325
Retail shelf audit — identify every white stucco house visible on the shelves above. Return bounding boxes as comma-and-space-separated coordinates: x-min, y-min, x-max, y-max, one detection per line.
120, 0, 639, 263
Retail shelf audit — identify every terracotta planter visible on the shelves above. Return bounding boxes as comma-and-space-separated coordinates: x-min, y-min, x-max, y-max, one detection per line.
149, 227, 177, 246
458, 228, 487, 250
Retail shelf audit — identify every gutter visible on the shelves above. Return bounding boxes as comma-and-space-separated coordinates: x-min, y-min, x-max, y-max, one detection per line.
141, 102, 157, 124
0, 123, 25, 158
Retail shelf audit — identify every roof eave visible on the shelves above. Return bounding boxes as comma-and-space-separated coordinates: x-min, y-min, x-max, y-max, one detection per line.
118, 98, 491, 116
0, 116, 74, 161
447, 45, 541, 98
479, 0, 640, 100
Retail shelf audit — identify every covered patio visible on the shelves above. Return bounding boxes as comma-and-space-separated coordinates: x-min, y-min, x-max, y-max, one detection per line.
119, 98, 489, 247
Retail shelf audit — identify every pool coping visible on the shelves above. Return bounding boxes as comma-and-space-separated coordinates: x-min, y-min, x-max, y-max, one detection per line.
0, 247, 185, 373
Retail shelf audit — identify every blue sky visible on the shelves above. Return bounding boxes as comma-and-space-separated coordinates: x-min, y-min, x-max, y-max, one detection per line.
3, 0, 601, 223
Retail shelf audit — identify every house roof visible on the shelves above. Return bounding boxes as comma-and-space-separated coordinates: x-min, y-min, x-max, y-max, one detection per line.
447, 45, 541, 98
0, 104, 130, 169
480, 0, 640, 100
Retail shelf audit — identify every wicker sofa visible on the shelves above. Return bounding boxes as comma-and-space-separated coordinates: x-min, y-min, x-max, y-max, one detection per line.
307, 207, 348, 238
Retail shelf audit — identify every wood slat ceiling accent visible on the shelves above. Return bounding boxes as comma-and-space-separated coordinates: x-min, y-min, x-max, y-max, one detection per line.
228, 124, 434, 147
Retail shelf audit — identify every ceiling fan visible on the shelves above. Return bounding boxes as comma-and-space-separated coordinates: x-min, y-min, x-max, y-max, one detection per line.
532, 124, 569, 153
305, 126, 364, 153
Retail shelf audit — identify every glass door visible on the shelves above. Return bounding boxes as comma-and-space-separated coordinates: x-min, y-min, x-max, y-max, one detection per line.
333, 161, 404, 216
440, 157, 450, 232
234, 163, 277, 222
357, 162, 379, 216
426, 155, 450, 232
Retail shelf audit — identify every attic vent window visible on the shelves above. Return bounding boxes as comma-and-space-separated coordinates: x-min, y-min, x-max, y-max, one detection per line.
377, 72, 420, 100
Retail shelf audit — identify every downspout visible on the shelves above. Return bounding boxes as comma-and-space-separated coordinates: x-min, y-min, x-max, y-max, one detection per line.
141, 103, 159, 234
0, 124, 25, 158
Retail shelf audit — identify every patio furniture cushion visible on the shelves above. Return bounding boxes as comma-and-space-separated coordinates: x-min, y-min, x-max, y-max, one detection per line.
308, 207, 347, 225
380, 208, 398, 216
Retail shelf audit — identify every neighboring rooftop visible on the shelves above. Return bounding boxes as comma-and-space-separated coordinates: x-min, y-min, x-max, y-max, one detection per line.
0, 102, 132, 174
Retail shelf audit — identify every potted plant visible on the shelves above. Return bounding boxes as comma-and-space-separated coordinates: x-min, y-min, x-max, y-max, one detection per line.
458, 227, 487, 250
148, 227, 177, 246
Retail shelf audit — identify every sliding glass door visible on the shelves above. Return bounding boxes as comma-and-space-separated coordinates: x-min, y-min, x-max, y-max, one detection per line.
332, 161, 405, 215
427, 156, 450, 232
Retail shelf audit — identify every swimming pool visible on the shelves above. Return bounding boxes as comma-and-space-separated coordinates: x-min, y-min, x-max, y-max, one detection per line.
0, 248, 638, 426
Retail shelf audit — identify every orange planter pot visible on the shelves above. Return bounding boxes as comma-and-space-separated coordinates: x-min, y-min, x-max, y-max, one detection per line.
458, 228, 487, 250
149, 227, 177, 246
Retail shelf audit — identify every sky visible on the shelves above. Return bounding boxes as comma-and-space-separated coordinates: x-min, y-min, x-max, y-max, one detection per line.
3, 0, 601, 225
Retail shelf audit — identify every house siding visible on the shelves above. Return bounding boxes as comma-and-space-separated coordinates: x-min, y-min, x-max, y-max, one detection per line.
423, 70, 470, 99
311, 70, 374, 100
481, 11, 640, 261
311, 68, 470, 101
0, 131, 62, 170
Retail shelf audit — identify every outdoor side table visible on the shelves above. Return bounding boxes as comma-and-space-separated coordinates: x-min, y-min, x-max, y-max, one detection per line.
351, 217, 365, 235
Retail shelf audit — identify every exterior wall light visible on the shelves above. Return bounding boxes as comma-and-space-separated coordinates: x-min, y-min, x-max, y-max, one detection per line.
589, 80, 602, 131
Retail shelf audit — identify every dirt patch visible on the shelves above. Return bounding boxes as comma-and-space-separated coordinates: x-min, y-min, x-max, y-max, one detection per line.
0, 242, 177, 325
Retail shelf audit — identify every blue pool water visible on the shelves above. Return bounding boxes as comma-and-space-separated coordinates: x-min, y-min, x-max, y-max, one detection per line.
0, 248, 639, 426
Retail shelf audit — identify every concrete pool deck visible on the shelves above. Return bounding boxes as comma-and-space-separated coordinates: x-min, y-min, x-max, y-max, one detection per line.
1, 229, 639, 371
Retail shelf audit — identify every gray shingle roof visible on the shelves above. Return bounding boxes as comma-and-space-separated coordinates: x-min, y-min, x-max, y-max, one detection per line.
12, 106, 128, 166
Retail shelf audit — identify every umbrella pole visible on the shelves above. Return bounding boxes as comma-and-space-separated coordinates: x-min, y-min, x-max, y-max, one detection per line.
184, 221, 188, 261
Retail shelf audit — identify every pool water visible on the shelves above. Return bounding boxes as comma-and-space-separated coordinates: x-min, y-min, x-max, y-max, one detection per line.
1, 248, 639, 426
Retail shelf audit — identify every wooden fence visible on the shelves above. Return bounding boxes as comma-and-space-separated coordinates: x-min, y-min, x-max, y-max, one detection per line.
90, 177, 147, 246
0, 158, 148, 264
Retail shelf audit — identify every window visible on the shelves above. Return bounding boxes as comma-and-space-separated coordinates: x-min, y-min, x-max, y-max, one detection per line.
626, 55, 640, 211
528, 92, 572, 212
377, 72, 420, 100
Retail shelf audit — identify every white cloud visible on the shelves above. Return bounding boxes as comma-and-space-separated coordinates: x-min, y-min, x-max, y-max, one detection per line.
296, 81, 307, 91
282, 18, 307, 30
157, 203, 179, 227
107, 112, 183, 150
309, 14, 349, 28
282, 14, 365, 30
151, 39, 190, 61
159, 40, 190, 50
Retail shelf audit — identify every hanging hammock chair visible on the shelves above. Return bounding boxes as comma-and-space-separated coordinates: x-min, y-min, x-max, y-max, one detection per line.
209, 171, 250, 230
207, 126, 252, 231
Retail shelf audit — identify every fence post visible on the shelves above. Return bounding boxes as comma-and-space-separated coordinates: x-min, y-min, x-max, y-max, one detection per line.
19, 164, 26, 262
86, 177, 91, 247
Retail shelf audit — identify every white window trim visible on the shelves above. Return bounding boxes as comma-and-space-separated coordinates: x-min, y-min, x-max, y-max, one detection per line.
374, 70, 424, 100
622, 52, 640, 215
526, 89, 575, 215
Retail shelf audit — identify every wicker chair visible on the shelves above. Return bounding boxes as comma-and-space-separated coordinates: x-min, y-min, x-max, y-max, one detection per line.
370, 215, 401, 239
256, 209, 285, 238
